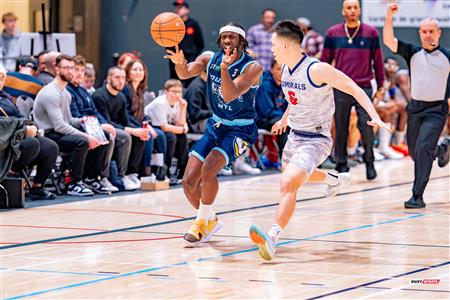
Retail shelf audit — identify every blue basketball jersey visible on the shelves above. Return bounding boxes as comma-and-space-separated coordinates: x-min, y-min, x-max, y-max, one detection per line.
206, 51, 259, 121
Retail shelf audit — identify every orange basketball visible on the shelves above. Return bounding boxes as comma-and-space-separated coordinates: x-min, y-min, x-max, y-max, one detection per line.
150, 12, 185, 48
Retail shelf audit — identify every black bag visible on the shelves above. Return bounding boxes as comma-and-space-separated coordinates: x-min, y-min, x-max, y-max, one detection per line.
0, 178, 25, 208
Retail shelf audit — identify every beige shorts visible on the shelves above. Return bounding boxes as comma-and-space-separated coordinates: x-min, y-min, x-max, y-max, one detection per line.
282, 131, 333, 175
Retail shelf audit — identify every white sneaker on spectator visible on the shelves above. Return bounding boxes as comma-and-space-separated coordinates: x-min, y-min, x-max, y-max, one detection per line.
381, 147, 404, 159
233, 161, 261, 175
129, 173, 141, 185
374, 149, 385, 161
100, 177, 119, 193
218, 168, 233, 176
85, 177, 111, 194
123, 175, 139, 191
67, 181, 94, 197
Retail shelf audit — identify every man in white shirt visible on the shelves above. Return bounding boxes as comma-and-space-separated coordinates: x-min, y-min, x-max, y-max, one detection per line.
145, 79, 189, 184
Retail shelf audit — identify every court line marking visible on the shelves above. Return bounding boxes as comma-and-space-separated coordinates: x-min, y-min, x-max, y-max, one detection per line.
13, 268, 115, 277
1, 236, 183, 245
4, 213, 435, 300
2, 175, 447, 250
306, 261, 450, 300
16, 208, 185, 219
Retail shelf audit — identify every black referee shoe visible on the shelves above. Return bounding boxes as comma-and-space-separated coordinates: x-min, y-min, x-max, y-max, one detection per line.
437, 138, 449, 168
366, 163, 377, 180
404, 196, 426, 209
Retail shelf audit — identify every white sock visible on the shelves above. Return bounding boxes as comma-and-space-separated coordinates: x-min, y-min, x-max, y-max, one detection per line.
378, 123, 392, 152
347, 146, 357, 156
209, 210, 216, 221
325, 172, 339, 186
395, 130, 405, 144
196, 203, 212, 221
268, 223, 283, 243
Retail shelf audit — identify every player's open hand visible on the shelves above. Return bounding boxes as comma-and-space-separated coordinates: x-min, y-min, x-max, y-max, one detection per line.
221, 47, 237, 69
164, 45, 186, 65
367, 118, 392, 132
271, 119, 288, 135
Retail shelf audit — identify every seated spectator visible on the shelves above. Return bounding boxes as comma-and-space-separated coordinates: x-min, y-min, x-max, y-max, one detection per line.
92, 66, 147, 190
145, 79, 189, 185
68, 55, 122, 192
82, 63, 96, 95
123, 59, 166, 179
185, 68, 212, 134
117, 52, 139, 69
33, 54, 111, 196
0, 65, 58, 200
392, 67, 410, 155
36, 50, 50, 76
37, 51, 60, 85
255, 60, 287, 166
373, 57, 405, 159
3, 56, 43, 118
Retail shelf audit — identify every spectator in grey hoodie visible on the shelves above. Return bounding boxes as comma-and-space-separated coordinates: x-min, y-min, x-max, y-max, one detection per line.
33, 54, 112, 197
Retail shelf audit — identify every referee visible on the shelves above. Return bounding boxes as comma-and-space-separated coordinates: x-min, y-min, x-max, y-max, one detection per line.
384, 3, 449, 209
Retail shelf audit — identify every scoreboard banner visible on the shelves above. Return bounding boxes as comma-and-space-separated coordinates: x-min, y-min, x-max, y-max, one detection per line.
362, 0, 450, 28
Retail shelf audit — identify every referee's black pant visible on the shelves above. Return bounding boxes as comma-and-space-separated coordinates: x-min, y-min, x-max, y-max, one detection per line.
333, 87, 375, 169
406, 100, 447, 199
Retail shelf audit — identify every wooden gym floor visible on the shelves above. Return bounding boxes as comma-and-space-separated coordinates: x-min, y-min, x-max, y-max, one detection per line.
1, 158, 449, 299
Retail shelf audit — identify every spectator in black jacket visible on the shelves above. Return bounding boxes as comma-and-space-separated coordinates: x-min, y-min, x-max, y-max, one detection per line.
92, 66, 147, 190
169, 0, 204, 87
0, 65, 58, 200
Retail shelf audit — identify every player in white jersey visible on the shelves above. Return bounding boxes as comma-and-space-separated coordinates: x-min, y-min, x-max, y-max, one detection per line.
249, 20, 389, 261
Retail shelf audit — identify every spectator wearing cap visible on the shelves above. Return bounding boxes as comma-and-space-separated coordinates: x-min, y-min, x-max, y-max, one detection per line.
247, 8, 277, 72
169, 0, 204, 87
297, 17, 324, 58
3, 56, 43, 118
1, 12, 21, 72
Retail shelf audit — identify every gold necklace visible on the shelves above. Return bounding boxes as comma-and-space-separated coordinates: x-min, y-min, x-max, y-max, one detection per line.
344, 21, 360, 45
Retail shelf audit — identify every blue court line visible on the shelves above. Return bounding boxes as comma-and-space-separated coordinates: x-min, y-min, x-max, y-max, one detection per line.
5, 212, 432, 300
306, 261, 450, 299
2, 175, 447, 251
14, 268, 114, 277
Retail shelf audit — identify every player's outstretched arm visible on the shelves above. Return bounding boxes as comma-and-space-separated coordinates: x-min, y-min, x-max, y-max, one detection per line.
383, 3, 399, 53
310, 62, 391, 131
164, 45, 211, 79
220, 48, 263, 102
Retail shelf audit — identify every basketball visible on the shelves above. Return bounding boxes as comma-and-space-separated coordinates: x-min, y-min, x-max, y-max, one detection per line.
150, 12, 185, 48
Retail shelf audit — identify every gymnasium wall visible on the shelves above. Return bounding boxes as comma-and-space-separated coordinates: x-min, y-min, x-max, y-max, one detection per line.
100, 0, 450, 92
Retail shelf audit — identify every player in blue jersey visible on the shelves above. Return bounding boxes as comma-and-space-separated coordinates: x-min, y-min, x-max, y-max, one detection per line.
165, 22, 263, 245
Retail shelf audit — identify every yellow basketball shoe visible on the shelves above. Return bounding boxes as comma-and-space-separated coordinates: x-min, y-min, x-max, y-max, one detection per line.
183, 219, 207, 246
200, 215, 223, 243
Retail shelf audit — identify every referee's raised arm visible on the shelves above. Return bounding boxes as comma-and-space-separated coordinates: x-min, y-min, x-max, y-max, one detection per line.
383, 3, 398, 53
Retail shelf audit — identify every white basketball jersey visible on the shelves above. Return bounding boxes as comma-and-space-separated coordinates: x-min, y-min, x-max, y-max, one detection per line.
281, 56, 335, 136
